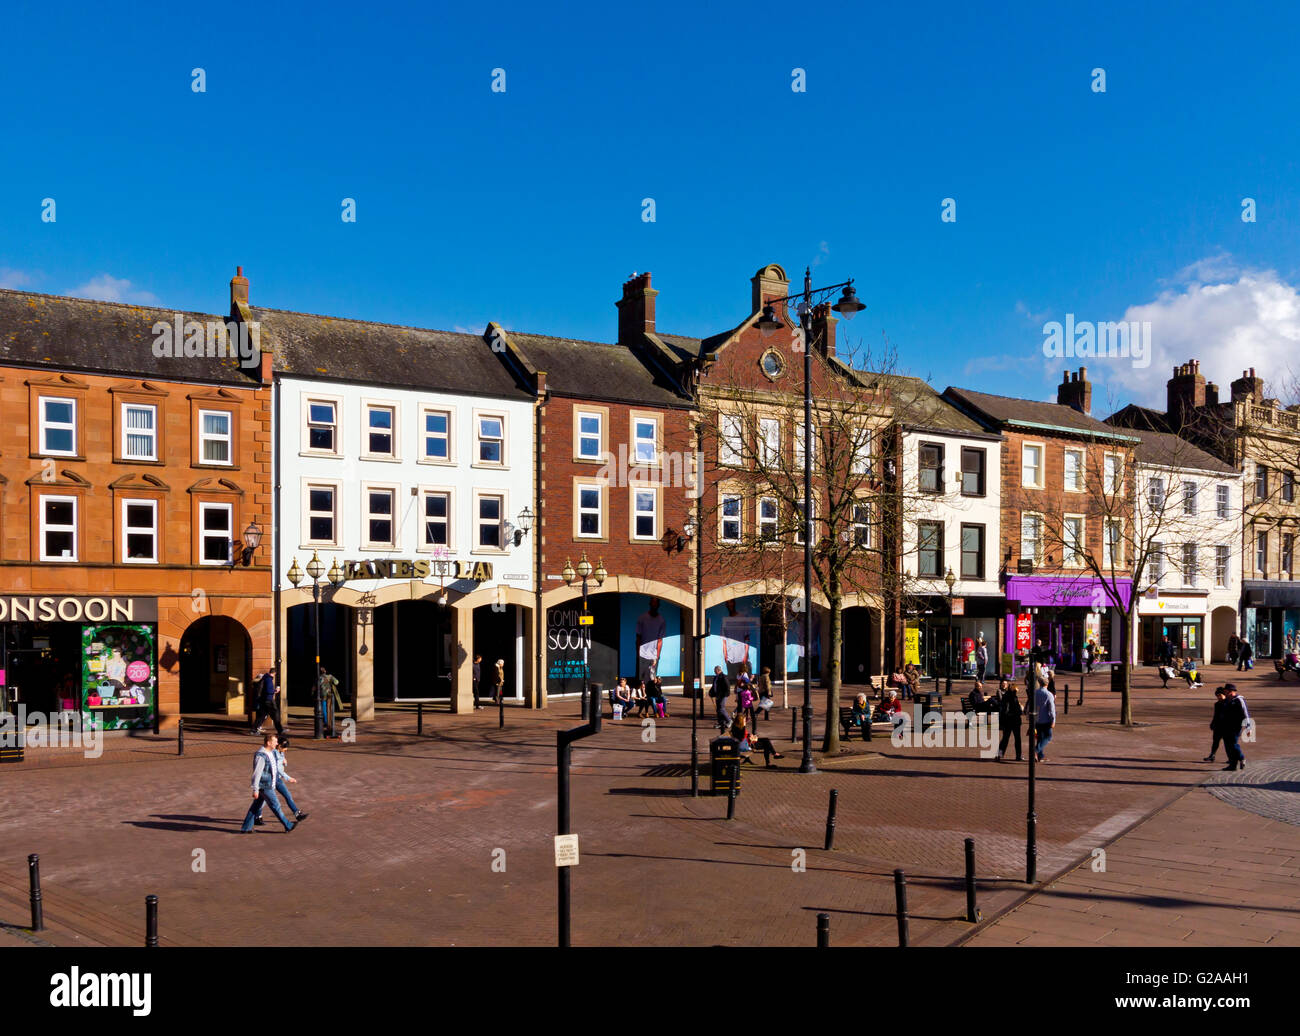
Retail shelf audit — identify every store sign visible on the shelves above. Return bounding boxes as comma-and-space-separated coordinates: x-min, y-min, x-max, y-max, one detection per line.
1015, 614, 1033, 653
903, 628, 920, 665
1005, 576, 1132, 610
951, 598, 965, 616
1138, 596, 1206, 616
0, 596, 158, 623
341, 559, 493, 582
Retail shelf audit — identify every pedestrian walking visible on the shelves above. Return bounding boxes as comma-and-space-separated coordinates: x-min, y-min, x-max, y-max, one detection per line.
254, 735, 309, 826
250, 667, 285, 736
737, 675, 756, 728
1032, 673, 1056, 762
472, 654, 484, 710
996, 679, 1023, 761
1226, 635, 1239, 666
1203, 688, 1227, 763
493, 659, 505, 704
1218, 684, 1250, 771
1237, 638, 1254, 671
240, 732, 295, 833
975, 636, 988, 683
754, 666, 774, 721
710, 665, 731, 733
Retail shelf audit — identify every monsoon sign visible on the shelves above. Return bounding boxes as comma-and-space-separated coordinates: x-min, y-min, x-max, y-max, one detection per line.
0, 597, 157, 623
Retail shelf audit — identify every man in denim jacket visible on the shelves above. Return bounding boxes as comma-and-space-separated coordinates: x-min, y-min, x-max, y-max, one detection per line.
240, 732, 295, 833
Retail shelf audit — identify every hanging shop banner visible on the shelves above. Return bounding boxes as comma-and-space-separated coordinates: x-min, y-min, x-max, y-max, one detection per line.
1015, 614, 1033, 654
903, 627, 920, 665
82, 624, 156, 731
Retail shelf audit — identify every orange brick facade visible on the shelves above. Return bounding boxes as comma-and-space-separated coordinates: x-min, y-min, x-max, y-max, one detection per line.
0, 360, 272, 727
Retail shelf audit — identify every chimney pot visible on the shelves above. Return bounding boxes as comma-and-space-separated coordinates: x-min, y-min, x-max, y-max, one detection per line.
230, 266, 250, 307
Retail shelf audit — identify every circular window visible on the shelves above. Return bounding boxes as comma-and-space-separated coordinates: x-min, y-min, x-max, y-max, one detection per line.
760, 350, 785, 380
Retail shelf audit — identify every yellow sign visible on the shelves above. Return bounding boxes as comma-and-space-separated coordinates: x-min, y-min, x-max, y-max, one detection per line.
578, 615, 593, 626
904, 627, 920, 665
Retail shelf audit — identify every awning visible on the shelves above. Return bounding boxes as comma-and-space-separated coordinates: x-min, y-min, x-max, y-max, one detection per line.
1241, 581, 1300, 608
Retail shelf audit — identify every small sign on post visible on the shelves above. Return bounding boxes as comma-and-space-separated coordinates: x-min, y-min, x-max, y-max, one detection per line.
578, 615, 593, 626
554, 834, 580, 867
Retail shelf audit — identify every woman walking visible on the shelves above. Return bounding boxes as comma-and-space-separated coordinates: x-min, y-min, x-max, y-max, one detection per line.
493, 659, 506, 704
996, 681, 1023, 762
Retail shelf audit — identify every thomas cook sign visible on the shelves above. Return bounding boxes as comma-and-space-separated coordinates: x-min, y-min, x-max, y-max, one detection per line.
0, 596, 158, 623
342, 559, 493, 582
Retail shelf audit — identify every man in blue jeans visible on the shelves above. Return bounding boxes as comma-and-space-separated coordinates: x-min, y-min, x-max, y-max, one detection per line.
1032, 676, 1056, 762
254, 735, 309, 826
241, 733, 295, 833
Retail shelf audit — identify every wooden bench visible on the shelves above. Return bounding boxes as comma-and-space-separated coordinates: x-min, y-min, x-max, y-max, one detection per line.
1273, 659, 1300, 681
960, 698, 998, 724
838, 705, 896, 741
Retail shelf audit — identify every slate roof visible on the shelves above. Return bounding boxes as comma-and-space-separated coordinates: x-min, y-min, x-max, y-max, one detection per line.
502, 330, 692, 408
250, 307, 533, 401
944, 386, 1140, 442
0, 288, 261, 385
860, 374, 998, 438
1125, 427, 1237, 474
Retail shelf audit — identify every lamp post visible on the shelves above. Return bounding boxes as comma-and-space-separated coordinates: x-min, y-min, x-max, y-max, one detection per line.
562, 553, 606, 720
229, 520, 263, 569
683, 515, 701, 796
944, 567, 956, 694
756, 266, 864, 773
287, 552, 343, 740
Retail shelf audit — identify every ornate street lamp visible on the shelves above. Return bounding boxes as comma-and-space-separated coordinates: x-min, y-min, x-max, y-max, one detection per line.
288, 551, 344, 739
945, 567, 957, 694
562, 553, 606, 718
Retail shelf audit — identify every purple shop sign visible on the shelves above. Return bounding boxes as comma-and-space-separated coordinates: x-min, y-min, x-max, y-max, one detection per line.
1004, 576, 1132, 610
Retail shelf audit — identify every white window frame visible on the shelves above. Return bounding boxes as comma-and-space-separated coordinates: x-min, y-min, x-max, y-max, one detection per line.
362, 483, 399, 550
303, 396, 341, 457
1216, 484, 1230, 520
720, 492, 742, 544
633, 415, 660, 467
916, 520, 943, 577
474, 411, 507, 467
1103, 452, 1124, 496
1063, 449, 1084, 493
304, 481, 341, 547
1182, 543, 1198, 587
121, 498, 158, 564
121, 403, 158, 461
417, 487, 454, 551
39, 397, 78, 457
1063, 514, 1085, 568
39, 494, 78, 562
1103, 517, 1123, 568
758, 418, 780, 468
758, 495, 779, 542
419, 406, 453, 465
474, 491, 507, 552
794, 422, 816, 472
198, 409, 233, 466
1215, 544, 1229, 588
1182, 480, 1198, 516
576, 482, 604, 539
1020, 512, 1042, 564
1147, 477, 1166, 515
576, 410, 604, 461
631, 486, 659, 541
198, 502, 233, 566
794, 497, 818, 546
852, 500, 871, 548
719, 414, 743, 467
1021, 443, 1044, 489
1257, 530, 1268, 576
362, 401, 398, 460
852, 426, 873, 476
1150, 541, 1165, 586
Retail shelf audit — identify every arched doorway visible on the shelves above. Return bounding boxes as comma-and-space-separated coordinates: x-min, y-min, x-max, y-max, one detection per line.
840, 605, 880, 685
286, 601, 350, 707
179, 616, 252, 715
1211, 606, 1237, 664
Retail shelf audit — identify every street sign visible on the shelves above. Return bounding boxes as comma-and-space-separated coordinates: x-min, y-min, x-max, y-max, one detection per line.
554, 834, 580, 867
578, 615, 593, 626
951, 598, 965, 616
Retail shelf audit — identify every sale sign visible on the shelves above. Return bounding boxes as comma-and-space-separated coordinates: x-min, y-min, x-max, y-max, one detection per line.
1015, 614, 1032, 653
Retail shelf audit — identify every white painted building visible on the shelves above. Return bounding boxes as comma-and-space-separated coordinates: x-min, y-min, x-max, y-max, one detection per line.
893, 379, 1004, 678
1129, 428, 1243, 664
255, 304, 538, 716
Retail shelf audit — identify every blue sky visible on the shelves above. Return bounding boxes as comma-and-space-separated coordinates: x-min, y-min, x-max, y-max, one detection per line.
3, 0, 1299, 411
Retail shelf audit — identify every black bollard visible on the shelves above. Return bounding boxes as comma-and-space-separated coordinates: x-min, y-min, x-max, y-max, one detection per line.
791, 708, 798, 742
894, 869, 910, 947
499, 693, 505, 729
1064, 683, 1069, 715
177, 717, 184, 756
417, 701, 423, 736
690, 731, 699, 797
145, 895, 158, 947
824, 789, 838, 851
964, 837, 980, 923
28, 854, 43, 932
816, 912, 830, 948
726, 760, 738, 820
1078, 669, 1085, 706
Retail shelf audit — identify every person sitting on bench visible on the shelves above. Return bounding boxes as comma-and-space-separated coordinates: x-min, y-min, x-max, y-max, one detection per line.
1176, 657, 1202, 688
629, 679, 650, 717
731, 715, 783, 767
874, 688, 903, 722
1284, 650, 1300, 671
850, 693, 872, 730
612, 679, 635, 718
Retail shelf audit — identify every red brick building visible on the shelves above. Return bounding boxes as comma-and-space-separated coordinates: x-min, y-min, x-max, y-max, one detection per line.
0, 276, 272, 729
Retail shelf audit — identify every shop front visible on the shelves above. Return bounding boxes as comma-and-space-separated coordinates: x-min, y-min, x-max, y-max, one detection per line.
1003, 575, 1131, 673
905, 594, 1003, 680
1138, 594, 1208, 664
546, 592, 686, 698
1241, 582, 1300, 659
0, 594, 158, 731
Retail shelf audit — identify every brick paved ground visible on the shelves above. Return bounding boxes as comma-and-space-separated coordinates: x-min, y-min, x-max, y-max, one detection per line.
1, 665, 1297, 947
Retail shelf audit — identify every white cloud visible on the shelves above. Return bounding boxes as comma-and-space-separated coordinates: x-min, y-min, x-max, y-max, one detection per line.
0, 268, 33, 289
66, 274, 160, 306
1100, 260, 1300, 407
1015, 300, 1050, 323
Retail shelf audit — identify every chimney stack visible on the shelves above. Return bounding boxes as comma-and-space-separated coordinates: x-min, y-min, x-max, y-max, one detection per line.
230, 265, 249, 307
1231, 366, 1264, 403
750, 263, 790, 317
616, 271, 657, 345
1167, 357, 1207, 430
811, 301, 837, 358
1056, 366, 1092, 414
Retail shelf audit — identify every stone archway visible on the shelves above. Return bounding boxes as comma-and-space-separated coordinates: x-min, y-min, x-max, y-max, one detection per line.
179, 615, 253, 715
1211, 606, 1238, 664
